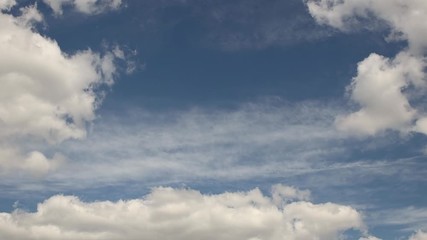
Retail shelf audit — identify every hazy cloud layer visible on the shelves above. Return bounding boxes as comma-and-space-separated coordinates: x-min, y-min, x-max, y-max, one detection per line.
43, 101, 349, 186
306, 0, 427, 136
0, 185, 374, 240
7, 101, 419, 194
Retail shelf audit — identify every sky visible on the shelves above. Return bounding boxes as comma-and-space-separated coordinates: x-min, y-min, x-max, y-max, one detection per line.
0, 0, 427, 239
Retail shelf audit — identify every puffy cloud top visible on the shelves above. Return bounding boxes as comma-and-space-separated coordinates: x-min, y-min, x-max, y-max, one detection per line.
0, 185, 368, 240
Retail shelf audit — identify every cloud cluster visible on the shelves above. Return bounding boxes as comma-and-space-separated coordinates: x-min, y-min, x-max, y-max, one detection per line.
0, 3, 120, 175
42, 0, 122, 15
306, 0, 427, 136
0, 185, 371, 240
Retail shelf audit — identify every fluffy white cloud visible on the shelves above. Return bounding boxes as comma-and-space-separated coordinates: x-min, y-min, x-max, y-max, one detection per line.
335, 52, 425, 135
306, 0, 427, 136
42, 0, 122, 15
0, 3, 120, 175
0, 5, 116, 143
0, 185, 369, 240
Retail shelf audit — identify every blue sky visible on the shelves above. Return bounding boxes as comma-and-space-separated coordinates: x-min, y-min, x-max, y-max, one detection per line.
1, 0, 427, 239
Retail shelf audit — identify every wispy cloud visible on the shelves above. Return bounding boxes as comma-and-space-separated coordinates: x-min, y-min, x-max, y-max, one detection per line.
1, 100, 423, 193
123, 0, 332, 50
369, 206, 427, 232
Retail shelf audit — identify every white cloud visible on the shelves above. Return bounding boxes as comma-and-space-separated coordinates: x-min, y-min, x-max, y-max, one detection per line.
306, 0, 427, 53
306, 0, 427, 136
0, 148, 64, 177
0, 0, 15, 10
409, 231, 427, 240
0, 5, 116, 143
0, 185, 370, 240
0, 3, 120, 175
335, 52, 425, 135
271, 184, 311, 205
42, 0, 122, 15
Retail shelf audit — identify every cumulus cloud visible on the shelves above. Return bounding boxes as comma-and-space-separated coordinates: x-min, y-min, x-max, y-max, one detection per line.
306, 0, 427, 136
0, 2, 121, 175
409, 231, 427, 240
335, 52, 425, 135
0, 185, 371, 240
42, 0, 122, 15
0, 4, 117, 143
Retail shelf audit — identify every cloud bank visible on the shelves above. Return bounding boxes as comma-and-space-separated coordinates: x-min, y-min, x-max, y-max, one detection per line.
306, 0, 427, 136
0, 185, 373, 240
